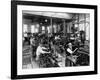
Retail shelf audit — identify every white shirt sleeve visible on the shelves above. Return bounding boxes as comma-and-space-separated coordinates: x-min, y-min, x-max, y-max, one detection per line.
67, 48, 73, 54
36, 46, 41, 57
36, 46, 50, 57
41, 47, 50, 53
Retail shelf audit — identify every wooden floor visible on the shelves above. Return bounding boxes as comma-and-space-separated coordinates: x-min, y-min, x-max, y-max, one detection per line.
22, 59, 39, 69
22, 41, 89, 69
22, 45, 66, 69
22, 45, 39, 69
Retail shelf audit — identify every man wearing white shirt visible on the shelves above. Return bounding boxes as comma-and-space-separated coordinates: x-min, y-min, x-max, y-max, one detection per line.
36, 42, 50, 61
65, 42, 74, 66
67, 43, 73, 54
65, 42, 78, 66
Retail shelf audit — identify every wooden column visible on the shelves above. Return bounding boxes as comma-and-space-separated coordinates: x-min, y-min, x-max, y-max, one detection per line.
63, 19, 66, 36
39, 24, 42, 33
50, 18, 53, 34
84, 14, 87, 40
84, 14, 86, 34
78, 14, 80, 32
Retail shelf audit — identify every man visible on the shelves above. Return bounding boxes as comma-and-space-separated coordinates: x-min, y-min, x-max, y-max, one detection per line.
65, 42, 78, 66
30, 37, 37, 58
80, 31, 86, 45
55, 35, 60, 40
36, 40, 50, 61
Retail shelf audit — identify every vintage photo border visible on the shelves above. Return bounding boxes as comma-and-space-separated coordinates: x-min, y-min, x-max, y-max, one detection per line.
11, 1, 98, 79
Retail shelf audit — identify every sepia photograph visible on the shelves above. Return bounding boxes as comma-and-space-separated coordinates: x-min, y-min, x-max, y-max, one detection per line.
22, 11, 90, 69
11, 1, 97, 79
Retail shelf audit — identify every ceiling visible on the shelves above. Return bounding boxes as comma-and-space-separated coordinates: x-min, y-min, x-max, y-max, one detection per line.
23, 11, 74, 19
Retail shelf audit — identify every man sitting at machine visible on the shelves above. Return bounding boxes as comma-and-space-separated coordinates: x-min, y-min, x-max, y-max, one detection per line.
36, 39, 50, 61
65, 42, 78, 66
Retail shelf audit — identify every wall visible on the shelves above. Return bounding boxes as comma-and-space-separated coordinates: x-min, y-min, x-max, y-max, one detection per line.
0, 0, 99, 80
23, 19, 32, 33
72, 14, 90, 40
